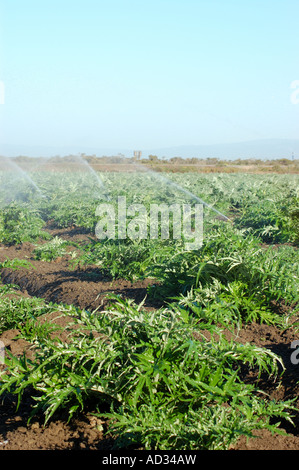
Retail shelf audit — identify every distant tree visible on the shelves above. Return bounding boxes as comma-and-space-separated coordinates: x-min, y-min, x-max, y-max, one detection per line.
148, 155, 159, 162
170, 156, 184, 164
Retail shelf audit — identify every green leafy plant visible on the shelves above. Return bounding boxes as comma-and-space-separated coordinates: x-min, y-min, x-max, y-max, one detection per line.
33, 236, 74, 261
0, 289, 61, 335
0, 168, 298, 451
0, 203, 50, 244
77, 238, 176, 281
0, 296, 295, 450
150, 225, 299, 327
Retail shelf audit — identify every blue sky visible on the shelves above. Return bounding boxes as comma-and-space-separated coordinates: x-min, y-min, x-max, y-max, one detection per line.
0, 0, 298, 154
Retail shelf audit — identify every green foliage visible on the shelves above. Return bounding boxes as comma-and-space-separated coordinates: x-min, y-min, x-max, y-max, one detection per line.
150, 224, 299, 327
0, 258, 34, 271
77, 238, 177, 281
0, 203, 50, 244
33, 236, 75, 261
287, 195, 299, 243
44, 198, 99, 229
0, 288, 61, 335
0, 258, 58, 333
0, 296, 294, 450
232, 185, 299, 245
107, 397, 293, 450
0, 170, 298, 450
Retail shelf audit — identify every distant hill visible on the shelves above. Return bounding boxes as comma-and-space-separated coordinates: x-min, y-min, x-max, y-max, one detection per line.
0, 139, 298, 160
146, 139, 299, 160
0, 144, 128, 159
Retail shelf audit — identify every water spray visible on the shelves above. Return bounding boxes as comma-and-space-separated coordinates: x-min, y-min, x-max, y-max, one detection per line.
76, 155, 110, 200
131, 161, 232, 222
1, 156, 43, 194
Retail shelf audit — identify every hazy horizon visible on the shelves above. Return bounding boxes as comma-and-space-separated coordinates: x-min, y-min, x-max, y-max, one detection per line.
1, 137, 299, 160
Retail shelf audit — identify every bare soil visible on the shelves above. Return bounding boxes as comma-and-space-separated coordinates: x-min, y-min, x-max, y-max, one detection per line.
19, 157, 299, 175
0, 227, 299, 451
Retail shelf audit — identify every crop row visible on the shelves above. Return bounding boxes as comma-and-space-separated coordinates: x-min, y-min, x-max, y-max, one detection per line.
0, 170, 298, 449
